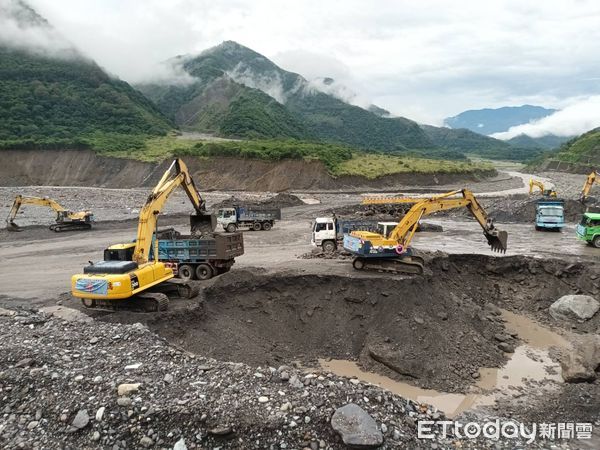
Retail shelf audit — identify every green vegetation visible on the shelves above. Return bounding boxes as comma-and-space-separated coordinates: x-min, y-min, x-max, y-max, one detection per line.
550, 128, 600, 165
334, 154, 493, 179
0, 47, 172, 149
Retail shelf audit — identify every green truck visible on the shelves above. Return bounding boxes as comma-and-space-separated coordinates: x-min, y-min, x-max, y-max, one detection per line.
576, 212, 600, 247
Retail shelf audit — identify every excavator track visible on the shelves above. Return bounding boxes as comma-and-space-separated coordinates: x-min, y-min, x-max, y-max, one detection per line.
352, 256, 425, 275
163, 278, 200, 299
50, 222, 92, 232
137, 292, 170, 312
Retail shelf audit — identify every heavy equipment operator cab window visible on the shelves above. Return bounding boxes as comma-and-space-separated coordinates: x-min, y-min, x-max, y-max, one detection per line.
218, 209, 234, 218
103, 246, 135, 262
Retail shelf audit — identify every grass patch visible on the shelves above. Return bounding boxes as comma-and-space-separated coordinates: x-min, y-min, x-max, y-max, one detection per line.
333, 154, 493, 179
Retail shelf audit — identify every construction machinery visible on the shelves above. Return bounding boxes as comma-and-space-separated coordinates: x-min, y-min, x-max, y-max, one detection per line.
71, 158, 216, 312
343, 189, 508, 274
217, 205, 281, 232
361, 195, 421, 205
528, 179, 557, 198
6, 195, 93, 232
579, 170, 599, 204
576, 212, 600, 247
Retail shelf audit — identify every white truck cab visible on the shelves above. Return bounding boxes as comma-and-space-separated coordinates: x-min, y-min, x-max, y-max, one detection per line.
217, 208, 237, 232
311, 217, 337, 252
311, 217, 398, 252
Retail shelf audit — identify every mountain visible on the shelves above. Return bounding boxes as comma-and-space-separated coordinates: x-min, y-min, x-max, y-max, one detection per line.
0, 0, 172, 150
444, 105, 556, 135
550, 128, 600, 166
137, 41, 434, 151
505, 134, 570, 150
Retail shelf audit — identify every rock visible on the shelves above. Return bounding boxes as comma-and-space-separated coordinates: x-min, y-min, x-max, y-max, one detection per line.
173, 438, 187, 450
92, 431, 101, 441
550, 295, 599, 321
414, 317, 424, 325
117, 397, 132, 407
561, 335, 600, 382
494, 333, 509, 342
349, 378, 360, 385
164, 373, 174, 384
280, 402, 291, 412
288, 375, 304, 389
140, 436, 153, 448
27, 421, 38, 430
74, 375, 84, 382
40, 306, 93, 323
280, 371, 290, 381
125, 363, 142, 370
331, 403, 384, 449
93, 375, 103, 384
498, 342, 515, 353
89, 337, 99, 344
0, 307, 16, 316
71, 409, 90, 429
15, 358, 33, 368
258, 396, 269, 403
95, 407, 105, 422
117, 383, 140, 396
208, 427, 232, 436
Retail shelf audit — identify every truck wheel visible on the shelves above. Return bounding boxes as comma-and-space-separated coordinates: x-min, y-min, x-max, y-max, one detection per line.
196, 263, 214, 280
178, 264, 195, 281
252, 222, 262, 231
593, 236, 600, 248
262, 222, 272, 231
226, 224, 237, 233
322, 241, 336, 253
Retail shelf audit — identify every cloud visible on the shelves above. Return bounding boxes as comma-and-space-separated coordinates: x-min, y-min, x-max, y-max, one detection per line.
0, 0, 78, 58
491, 96, 600, 139
18, 0, 600, 123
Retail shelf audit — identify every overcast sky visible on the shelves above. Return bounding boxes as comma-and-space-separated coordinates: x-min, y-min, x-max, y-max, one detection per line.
21, 0, 600, 126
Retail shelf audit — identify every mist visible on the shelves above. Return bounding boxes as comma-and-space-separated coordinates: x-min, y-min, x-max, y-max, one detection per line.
492, 96, 600, 139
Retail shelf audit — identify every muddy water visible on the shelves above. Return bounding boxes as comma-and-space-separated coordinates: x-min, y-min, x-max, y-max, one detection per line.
320, 310, 570, 418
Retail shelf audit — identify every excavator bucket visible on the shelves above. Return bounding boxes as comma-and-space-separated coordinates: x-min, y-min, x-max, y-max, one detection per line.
485, 229, 508, 254
6, 220, 23, 232
190, 213, 217, 236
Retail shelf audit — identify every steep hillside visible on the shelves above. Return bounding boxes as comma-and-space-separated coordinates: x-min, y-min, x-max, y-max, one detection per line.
505, 134, 570, 150
421, 124, 547, 161
550, 127, 600, 166
444, 105, 556, 135
137, 41, 434, 151
0, 0, 172, 150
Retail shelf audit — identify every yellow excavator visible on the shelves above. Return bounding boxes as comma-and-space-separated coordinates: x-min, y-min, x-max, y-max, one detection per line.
6, 195, 93, 232
580, 170, 599, 204
528, 179, 557, 198
71, 158, 215, 312
343, 189, 508, 274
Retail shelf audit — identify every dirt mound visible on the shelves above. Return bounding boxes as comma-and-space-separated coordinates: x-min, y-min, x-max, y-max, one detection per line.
212, 192, 304, 209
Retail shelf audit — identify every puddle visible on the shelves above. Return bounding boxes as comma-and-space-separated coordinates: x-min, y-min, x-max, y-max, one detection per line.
320, 309, 569, 418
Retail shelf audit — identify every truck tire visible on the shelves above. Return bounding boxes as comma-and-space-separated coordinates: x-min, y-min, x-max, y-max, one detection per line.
196, 263, 214, 280
226, 223, 237, 233
178, 264, 195, 282
252, 222, 262, 231
262, 222, 272, 231
593, 236, 600, 248
322, 241, 336, 253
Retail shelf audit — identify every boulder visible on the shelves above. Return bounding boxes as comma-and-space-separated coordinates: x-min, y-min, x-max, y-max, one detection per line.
331, 403, 383, 449
549, 295, 599, 321
561, 336, 600, 383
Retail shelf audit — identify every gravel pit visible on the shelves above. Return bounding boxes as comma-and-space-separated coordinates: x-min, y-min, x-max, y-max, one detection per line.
139, 254, 600, 396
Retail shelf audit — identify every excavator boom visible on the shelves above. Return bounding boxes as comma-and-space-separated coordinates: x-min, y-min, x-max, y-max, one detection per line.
6, 195, 92, 232
580, 171, 598, 204
345, 189, 507, 274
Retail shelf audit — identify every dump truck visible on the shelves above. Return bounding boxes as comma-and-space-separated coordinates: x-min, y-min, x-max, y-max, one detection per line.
217, 205, 281, 232
311, 216, 382, 252
154, 229, 244, 280
535, 199, 565, 231
576, 212, 600, 247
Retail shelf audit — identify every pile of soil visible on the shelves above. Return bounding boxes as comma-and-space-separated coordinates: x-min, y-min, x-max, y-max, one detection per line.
211, 193, 304, 210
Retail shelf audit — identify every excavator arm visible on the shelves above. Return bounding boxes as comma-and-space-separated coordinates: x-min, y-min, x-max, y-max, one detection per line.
132, 159, 215, 264
6, 195, 66, 231
387, 189, 507, 253
580, 171, 598, 204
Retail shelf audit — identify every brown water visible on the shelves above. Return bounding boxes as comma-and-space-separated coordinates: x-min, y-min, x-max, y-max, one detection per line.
320, 310, 570, 418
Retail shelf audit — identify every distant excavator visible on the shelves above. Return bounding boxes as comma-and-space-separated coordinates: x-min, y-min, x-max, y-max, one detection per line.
6, 195, 93, 232
529, 179, 558, 198
344, 189, 508, 274
580, 170, 599, 204
71, 158, 215, 312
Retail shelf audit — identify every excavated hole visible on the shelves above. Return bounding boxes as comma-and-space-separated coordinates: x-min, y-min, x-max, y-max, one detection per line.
141, 254, 600, 393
